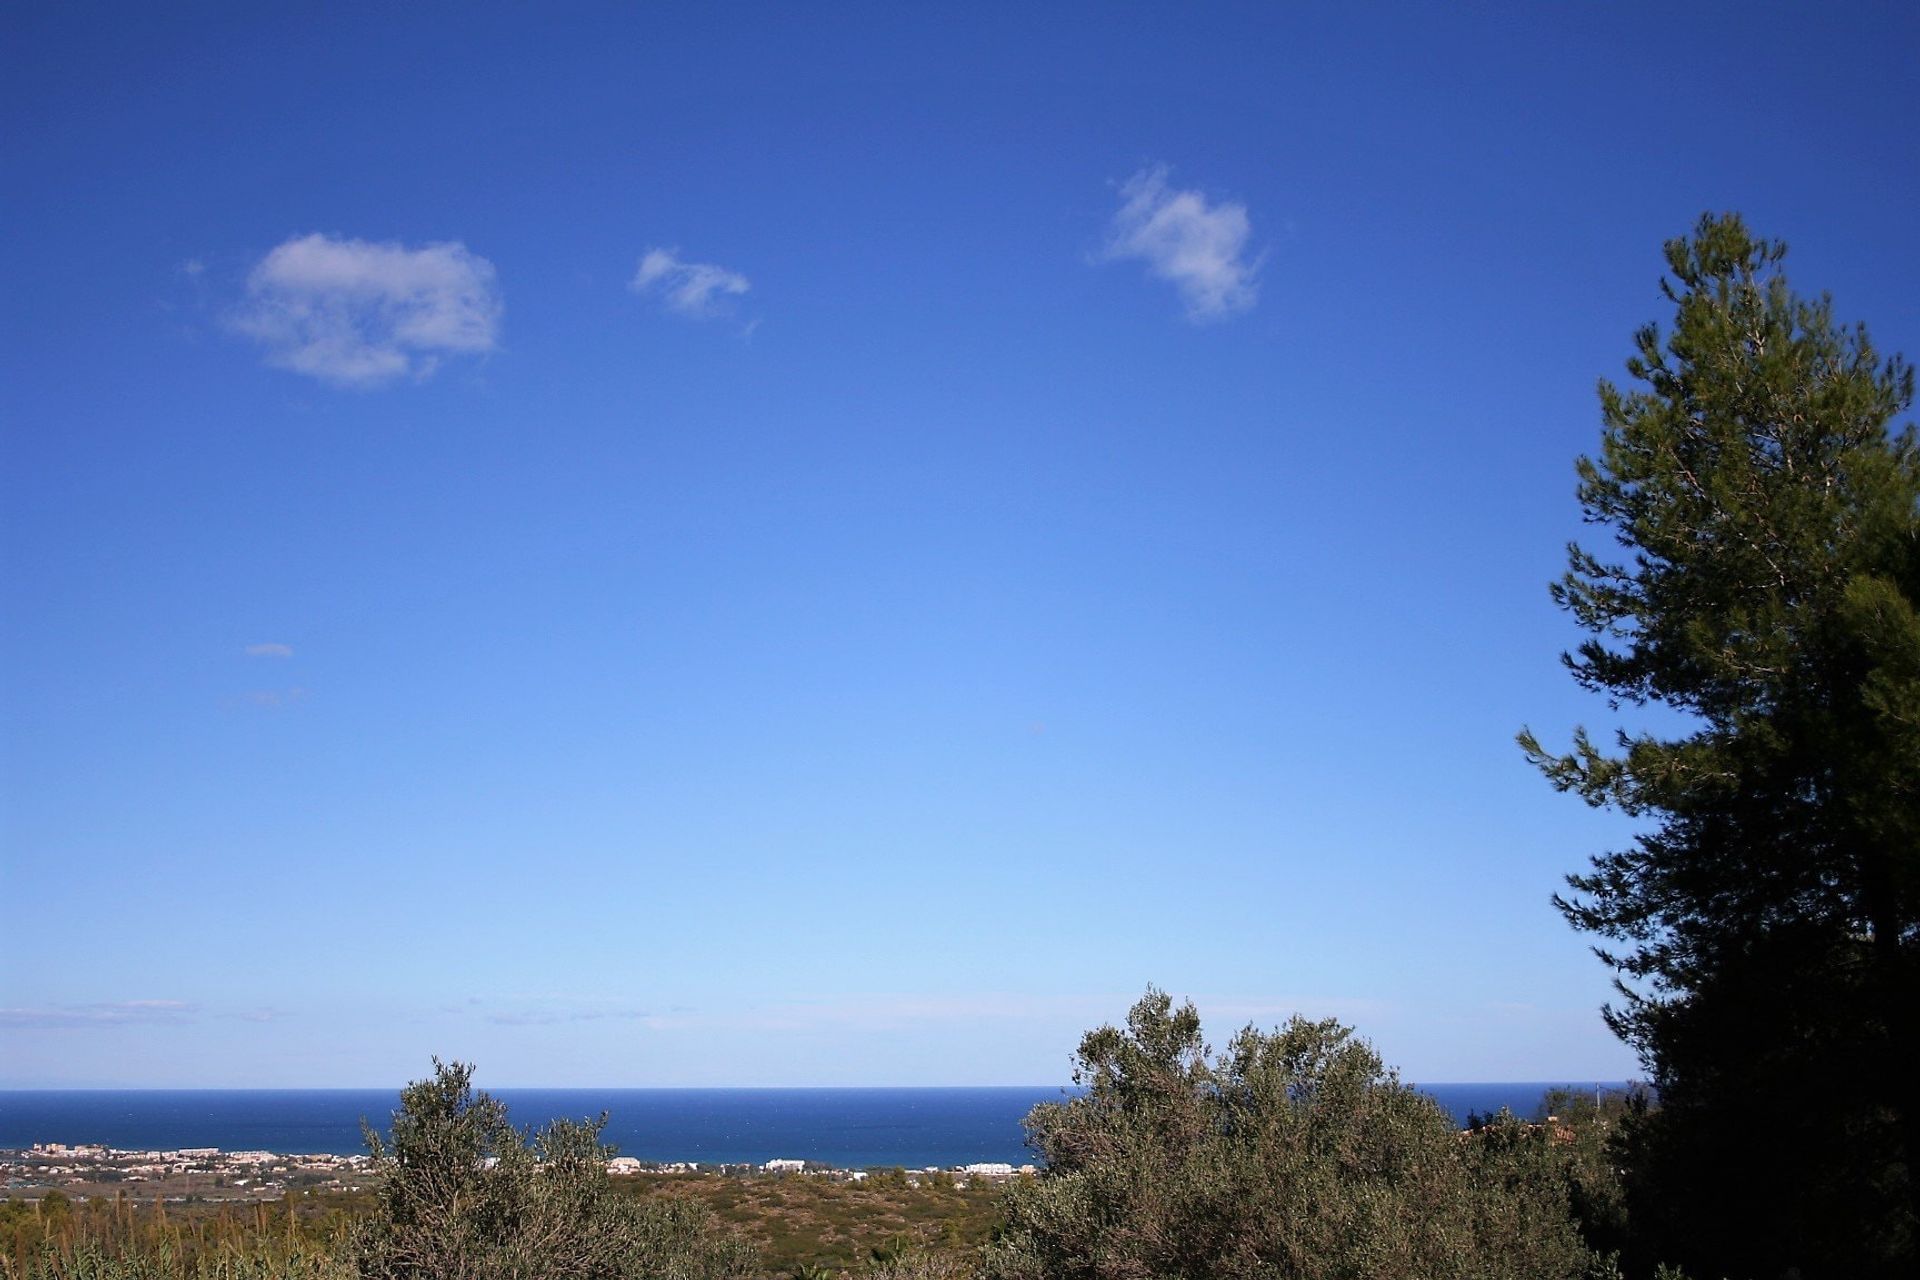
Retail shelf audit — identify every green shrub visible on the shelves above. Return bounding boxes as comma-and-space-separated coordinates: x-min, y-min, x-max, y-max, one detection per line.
985, 989, 1594, 1280
350, 1060, 755, 1280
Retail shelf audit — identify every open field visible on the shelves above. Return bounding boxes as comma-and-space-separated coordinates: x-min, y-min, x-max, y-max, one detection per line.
622, 1171, 1002, 1276
1, 1172, 1003, 1279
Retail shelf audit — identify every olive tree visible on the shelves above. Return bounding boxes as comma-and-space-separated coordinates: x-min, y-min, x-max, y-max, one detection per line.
984, 990, 1592, 1280
352, 1060, 755, 1280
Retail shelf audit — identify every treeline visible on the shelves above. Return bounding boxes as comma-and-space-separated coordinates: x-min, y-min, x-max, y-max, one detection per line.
4, 1030, 1636, 1280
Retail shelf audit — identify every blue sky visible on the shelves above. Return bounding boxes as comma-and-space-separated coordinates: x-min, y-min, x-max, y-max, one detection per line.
3, 2, 1917, 1088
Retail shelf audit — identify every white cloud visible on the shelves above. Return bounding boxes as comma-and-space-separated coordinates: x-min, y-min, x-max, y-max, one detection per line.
0, 1000, 198, 1030
233, 234, 502, 386
1100, 166, 1262, 321
244, 642, 293, 658
631, 247, 750, 317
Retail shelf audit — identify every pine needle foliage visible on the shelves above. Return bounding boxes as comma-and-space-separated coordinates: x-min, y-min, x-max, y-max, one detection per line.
1522, 212, 1920, 1277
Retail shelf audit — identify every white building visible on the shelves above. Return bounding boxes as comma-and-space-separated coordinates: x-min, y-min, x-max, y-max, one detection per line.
762, 1158, 807, 1173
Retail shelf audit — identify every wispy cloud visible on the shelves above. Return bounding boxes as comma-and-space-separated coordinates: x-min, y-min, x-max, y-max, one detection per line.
244, 642, 293, 658
454, 991, 1380, 1038
694, 994, 1098, 1035
240, 687, 308, 710
488, 1007, 653, 1027
471, 994, 653, 1027
631, 991, 1383, 1036
0, 1000, 199, 1030
223, 1008, 288, 1024
232, 234, 502, 386
631, 248, 751, 318
1099, 166, 1262, 321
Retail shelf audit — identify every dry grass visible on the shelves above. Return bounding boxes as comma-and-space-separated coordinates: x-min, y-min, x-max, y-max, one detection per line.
618, 1172, 1003, 1277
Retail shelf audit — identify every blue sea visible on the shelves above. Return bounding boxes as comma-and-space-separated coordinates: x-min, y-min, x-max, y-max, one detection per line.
0, 1084, 1619, 1168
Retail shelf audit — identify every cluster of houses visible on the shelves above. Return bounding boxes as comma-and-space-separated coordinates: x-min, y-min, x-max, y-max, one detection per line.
757, 1158, 1034, 1182
9, 1142, 370, 1198
11, 1141, 1036, 1198
595, 1154, 1037, 1183
605, 1157, 703, 1175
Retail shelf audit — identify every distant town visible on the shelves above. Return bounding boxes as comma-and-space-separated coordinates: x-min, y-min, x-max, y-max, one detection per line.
2, 1142, 1036, 1203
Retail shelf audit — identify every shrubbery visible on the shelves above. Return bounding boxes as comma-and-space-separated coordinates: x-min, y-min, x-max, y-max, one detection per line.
984, 990, 1595, 1280
350, 1060, 755, 1280
4, 1036, 1654, 1280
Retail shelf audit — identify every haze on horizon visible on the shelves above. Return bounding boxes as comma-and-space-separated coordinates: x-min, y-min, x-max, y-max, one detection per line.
3, 2, 1917, 1090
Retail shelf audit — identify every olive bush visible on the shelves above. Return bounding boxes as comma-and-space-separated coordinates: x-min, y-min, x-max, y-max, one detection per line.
352, 1061, 754, 1280
984, 990, 1594, 1280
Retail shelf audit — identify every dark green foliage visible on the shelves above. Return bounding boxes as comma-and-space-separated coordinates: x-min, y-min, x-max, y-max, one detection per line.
351, 1060, 756, 1280
1533, 1088, 1638, 1262
983, 990, 1593, 1280
1522, 213, 1920, 1277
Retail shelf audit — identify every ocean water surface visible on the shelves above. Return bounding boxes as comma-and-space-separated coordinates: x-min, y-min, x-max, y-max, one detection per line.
0, 1084, 1622, 1168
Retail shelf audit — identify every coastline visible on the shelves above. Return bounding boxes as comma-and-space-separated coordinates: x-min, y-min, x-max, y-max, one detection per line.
2, 1141, 1035, 1205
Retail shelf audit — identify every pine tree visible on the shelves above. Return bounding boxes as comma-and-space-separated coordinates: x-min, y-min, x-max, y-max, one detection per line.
1522, 213, 1919, 1277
